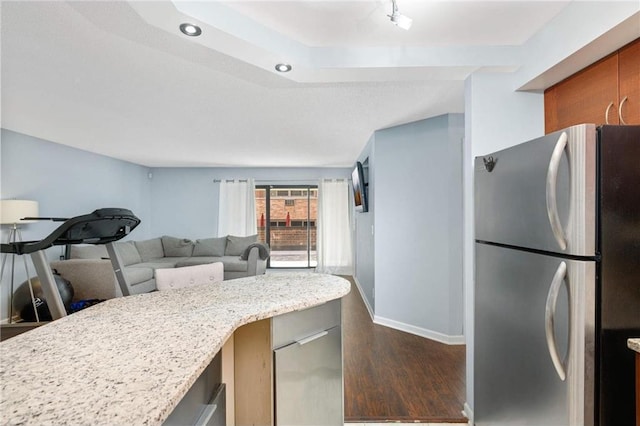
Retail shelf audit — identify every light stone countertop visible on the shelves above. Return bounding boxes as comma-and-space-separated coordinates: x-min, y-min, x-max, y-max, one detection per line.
0, 272, 350, 425
629, 338, 640, 354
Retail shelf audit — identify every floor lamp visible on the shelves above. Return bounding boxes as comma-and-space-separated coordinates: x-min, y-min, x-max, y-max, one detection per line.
0, 200, 40, 323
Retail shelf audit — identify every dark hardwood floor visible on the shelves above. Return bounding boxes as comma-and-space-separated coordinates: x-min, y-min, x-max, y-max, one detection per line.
342, 277, 467, 423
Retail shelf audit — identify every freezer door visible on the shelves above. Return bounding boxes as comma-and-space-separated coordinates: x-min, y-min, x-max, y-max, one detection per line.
475, 124, 596, 256
475, 243, 595, 426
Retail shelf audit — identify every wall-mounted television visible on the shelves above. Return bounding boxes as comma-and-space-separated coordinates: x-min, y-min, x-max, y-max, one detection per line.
351, 161, 368, 213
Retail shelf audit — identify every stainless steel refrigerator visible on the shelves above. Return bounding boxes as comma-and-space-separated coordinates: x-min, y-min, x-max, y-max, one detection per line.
474, 124, 640, 426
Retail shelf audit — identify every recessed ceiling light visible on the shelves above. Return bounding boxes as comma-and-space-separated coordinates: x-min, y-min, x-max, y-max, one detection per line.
179, 23, 202, 37
275, 63, 292, 73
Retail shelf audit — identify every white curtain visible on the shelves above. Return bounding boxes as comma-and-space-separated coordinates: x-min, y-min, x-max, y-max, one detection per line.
316, 179, 353, 275
217, 179, 257, 237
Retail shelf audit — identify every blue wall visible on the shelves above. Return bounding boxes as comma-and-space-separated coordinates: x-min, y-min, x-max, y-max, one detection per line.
0, 129, 152, 320
0, 129, 351, 320
353, 114, 465, 341
353, 135, 375, 314
149, 167, 351, 240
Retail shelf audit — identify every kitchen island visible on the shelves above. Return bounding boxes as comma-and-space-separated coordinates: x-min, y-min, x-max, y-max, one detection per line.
0, 272, 350, 425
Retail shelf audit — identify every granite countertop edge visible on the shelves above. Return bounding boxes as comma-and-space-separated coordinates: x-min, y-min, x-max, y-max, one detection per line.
0, 272, 350, 425
628, 338, 640, 354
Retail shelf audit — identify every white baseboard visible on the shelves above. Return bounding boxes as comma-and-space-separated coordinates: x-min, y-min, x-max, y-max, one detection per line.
352, 276, 375, 321
373, 315, 466, 345
463, 402, 474, 425
351, 276, 464, 346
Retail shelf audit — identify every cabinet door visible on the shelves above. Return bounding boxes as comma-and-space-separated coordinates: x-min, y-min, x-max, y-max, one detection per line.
165, 354, 223, 426
274, 326, 343, 426
618, 39, 640, 125
545, 54, 619, 134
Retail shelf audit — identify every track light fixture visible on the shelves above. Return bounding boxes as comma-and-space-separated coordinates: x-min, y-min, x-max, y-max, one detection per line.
388, 0, 412, 30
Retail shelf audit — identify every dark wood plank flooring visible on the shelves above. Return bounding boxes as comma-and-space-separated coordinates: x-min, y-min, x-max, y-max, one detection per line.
342, 278, 467, 423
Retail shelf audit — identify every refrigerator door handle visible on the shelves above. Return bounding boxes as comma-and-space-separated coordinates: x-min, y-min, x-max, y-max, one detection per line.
546, 131, 569, 251
545, 261, 571, 381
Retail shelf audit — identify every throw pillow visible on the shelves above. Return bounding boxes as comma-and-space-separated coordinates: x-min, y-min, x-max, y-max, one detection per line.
161, 236, 194, 257
225, 234, 258, 256
114, 241, 142, 266
193, 237, 226, 257
135, 238, 164, 261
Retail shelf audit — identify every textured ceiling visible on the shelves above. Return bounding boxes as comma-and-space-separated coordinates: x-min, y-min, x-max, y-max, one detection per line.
1, 1, 572, 167
222, 1, 569, 47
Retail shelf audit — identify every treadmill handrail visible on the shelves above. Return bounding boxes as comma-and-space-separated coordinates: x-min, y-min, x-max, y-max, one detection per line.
22, 217, 69, 222
0, 208, 140, 255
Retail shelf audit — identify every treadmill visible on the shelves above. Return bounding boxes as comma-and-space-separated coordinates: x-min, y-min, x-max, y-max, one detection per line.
0, 208, 140, 320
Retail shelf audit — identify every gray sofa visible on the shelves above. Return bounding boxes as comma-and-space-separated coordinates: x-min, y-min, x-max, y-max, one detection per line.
50, 235, 269, 299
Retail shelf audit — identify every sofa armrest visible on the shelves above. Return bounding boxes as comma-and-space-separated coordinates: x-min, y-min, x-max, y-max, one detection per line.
50, 259, 121, 301
246, 246, 267, 277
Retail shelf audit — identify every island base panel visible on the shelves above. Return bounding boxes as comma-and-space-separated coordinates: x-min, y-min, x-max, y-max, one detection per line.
234, 319, 274, 426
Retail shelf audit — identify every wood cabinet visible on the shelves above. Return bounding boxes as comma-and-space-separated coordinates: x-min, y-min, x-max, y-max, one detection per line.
619, 40, 640, 126
545, 38, 640, 133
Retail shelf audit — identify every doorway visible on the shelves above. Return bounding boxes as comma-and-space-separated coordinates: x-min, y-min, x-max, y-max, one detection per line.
255, 185, 317, 268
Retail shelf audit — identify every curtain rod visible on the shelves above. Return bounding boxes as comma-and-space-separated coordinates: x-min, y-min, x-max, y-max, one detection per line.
213, 178, 350, 183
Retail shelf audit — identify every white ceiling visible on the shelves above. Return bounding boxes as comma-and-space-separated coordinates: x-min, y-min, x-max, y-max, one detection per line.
0, 1, 580, 167
221, 1, 569, 47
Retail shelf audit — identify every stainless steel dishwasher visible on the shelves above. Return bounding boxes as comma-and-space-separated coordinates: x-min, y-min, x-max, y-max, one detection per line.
272, 299, 343, 426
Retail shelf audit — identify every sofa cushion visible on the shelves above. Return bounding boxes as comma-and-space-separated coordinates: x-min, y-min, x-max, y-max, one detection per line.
162, 236, 194, 257
222, 256, 249, 272
115, 241, 142, 266
69, 245, 108, 259
225, 234, 258, 256
175, 257, 222, 268
193, 237, 227, 257
145, 257, 185, 265
123, 267, 153, 284
129, 260, 184, 272
135, 238, 164, 262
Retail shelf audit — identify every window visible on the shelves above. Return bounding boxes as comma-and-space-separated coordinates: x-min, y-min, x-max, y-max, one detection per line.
285, 199, 295, 206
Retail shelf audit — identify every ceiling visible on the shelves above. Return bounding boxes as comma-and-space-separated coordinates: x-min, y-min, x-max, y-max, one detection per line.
0, 1, 574, 167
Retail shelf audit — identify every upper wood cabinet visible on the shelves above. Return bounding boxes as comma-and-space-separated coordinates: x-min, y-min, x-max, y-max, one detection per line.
618, 40, 640, 126
545, 38, 640, 133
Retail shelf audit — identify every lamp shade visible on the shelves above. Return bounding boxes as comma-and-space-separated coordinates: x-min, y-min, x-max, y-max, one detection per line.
0, 200, 39, 224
